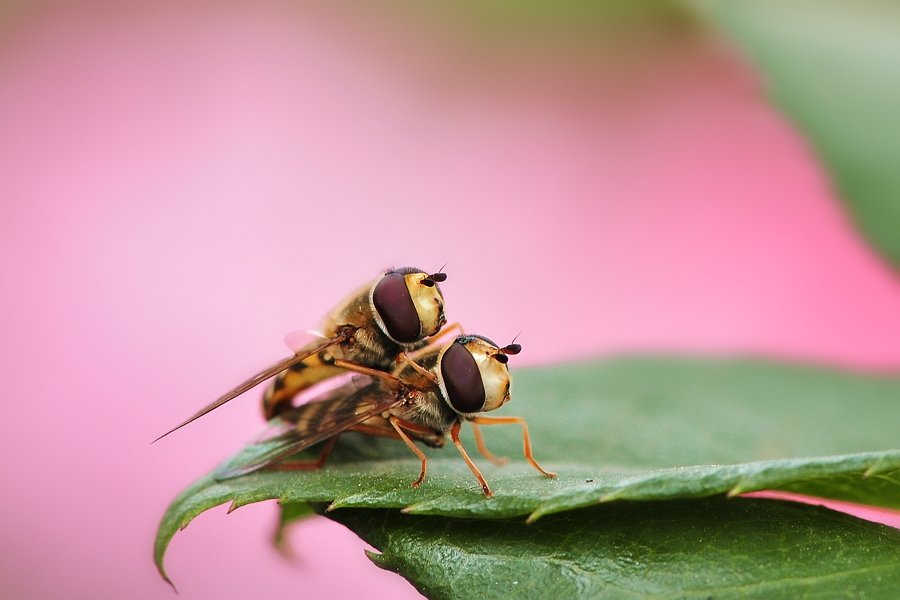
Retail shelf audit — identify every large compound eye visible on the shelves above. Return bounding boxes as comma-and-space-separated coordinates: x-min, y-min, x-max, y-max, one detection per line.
372, 273, 420, 343
441, 342, 486, 413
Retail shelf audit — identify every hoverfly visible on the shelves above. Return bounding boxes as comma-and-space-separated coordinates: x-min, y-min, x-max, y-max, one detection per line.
155, 267, 453, 442
213, 335, 556, 497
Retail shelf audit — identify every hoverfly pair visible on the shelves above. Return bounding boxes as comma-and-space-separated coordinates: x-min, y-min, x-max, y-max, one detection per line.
157, 267, 555, 497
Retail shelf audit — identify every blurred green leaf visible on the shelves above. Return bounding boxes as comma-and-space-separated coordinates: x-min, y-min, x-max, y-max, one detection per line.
331, 497, 900, 600
156, 357, 900, 584
695, 0, 900, 269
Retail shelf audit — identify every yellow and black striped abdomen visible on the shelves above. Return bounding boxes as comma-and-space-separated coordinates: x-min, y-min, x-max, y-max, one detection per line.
262, 353, 345, 419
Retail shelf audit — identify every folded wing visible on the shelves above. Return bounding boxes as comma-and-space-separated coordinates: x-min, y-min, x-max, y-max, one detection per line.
154, 331, 353, 442
213, 377, 399, 480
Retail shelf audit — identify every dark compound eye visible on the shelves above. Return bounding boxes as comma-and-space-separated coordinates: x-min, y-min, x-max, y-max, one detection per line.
372, 273, 420, 343
441, 342, 486, 413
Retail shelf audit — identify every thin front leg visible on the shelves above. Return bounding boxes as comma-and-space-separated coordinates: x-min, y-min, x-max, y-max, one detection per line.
406, 322, 465, 360
268, 435, 340, 471
396, 353, 439, 385
388, 416, 430, 488
450, 421, 493, 497
332, 359, 401, 385
470, 416, 556, 478
471, 422, 509, 467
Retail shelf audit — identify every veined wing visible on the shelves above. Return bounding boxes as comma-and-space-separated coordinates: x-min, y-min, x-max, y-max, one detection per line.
212, 378, 400, 480
153, 330, 352, 442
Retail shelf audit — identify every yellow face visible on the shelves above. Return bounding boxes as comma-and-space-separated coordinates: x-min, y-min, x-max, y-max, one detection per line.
465, 337, 512, 412
404, 271, 446, 338
437, 336, 513, 415
370, 269, 447, 345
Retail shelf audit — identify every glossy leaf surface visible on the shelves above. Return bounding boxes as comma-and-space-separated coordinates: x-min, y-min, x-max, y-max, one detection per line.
156, 357, 900, 585
332, 497, 900, 600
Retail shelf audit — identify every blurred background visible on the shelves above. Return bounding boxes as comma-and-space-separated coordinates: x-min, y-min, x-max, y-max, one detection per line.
2, 1, 900, 598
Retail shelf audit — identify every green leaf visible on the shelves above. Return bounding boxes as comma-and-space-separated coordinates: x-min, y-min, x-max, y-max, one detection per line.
694, 0, 900, 268
273, 501, 314, 548
155, 357, 900, 583
329, 497, 900, 600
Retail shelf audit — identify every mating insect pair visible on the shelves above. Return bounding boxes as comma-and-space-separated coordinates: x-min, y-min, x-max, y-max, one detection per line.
157, 267, 555, 497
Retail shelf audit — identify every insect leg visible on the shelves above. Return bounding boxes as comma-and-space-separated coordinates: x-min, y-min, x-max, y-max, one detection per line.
395, 353, 439, 384
449, 421, 493, 498
349, 423, 403, 438
267, 435, 341, 471
469, 416, 556, 478
470, 422, 509, 467
405, 322, 465, 360
331, 360, 402, 384
388, 417, 430, 488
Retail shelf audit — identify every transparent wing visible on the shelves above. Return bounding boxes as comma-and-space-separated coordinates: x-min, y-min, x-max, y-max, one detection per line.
153, 330, 352, 442
212, 378, 400, 480
246, 375, 375, 445
283, 329, 327, 353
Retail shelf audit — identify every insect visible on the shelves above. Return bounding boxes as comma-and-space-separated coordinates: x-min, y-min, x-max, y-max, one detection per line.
213, 335, 556, 497
154, 267, 453, 442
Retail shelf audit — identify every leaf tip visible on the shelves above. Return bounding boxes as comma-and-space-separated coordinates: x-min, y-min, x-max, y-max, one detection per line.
155, 557, 179, 593
862, 458, 890, 478
365, 549, 398, 572
272, 534, 298, 561
399, 501, 430, 514
726, 484, 745, 498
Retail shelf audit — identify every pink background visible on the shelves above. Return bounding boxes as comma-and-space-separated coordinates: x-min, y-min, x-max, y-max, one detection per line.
2, 3, 900, 599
